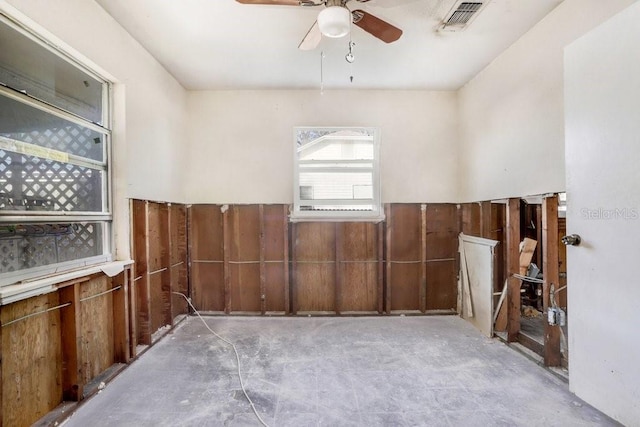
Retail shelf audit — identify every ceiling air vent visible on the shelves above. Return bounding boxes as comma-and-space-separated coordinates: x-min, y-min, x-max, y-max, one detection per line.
439, 1, 489, 32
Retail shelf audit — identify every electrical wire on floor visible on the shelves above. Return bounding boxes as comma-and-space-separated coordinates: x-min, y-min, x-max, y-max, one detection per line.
172, 292, 270, 427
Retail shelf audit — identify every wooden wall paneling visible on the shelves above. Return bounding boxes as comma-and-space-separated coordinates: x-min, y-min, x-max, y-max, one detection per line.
283, 206, 290, 314
261, 204, 287, 313
557, 217, 568, 308
461, 203, 481, 236
112, 268, 130, 363
147, 202, 171, 336
425, 204, 459, 311
543, 195, 562, 366
291, 222, 298, 314
340, 222, 379, 313
377, 222, 384, 314
335, 222, 343, 314
420, 205, 427, 313
188, 205, 225, 312
170, 204, 188, 320
480, 201, 493, 239
1, 293, 63, 426
384, 204, 392, 314
387, 204, 422, 312
131, 199, 148, 348
228, 205, 261, 313
294, 222, 336, 313
259, 204, 267, 314
132, 200, 150, 346
223, 206, 231, 314
506, 198, 521, 342
78, 276, 114, 386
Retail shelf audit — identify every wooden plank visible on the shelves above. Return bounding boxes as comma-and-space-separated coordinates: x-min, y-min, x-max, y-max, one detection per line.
426, 261, 457, 311
377, 222, 384, 314
335, 222, 343, 315
59, 283, 81, 401
261, 204, 288, 313
480, 201, 492, 239
112, 268, 130, 363
79, 276, 114, 386
294, 222, 336, 313
259, 204, 267, 314
228, 205, 261, 312
506, 198, 521, 342
290, 222, 298, 314
339, 222, 379, 312
543, 195, 562, 367
387, 204, 421, 311
384, 204, 392, 314
283, 205, 290, 314
1, 293, 63, 426
190, 263, 225, 311
461, 203, 481, 236
131, 199, 149, 347
425, 204, 458, 311
170, 204, 188, 319
223, 207, 231, 314
420, 204, 427, 313
188, 205, 225, 312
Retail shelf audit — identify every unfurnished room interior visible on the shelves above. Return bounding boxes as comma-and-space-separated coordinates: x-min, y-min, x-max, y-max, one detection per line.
0, 0, 638, 426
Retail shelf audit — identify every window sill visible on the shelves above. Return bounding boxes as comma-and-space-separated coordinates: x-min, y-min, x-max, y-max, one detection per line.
0, 260, 133, 306
289, 213, 386, 223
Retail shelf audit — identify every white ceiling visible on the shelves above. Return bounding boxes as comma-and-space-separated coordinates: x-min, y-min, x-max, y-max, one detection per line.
95, 0, 564, 91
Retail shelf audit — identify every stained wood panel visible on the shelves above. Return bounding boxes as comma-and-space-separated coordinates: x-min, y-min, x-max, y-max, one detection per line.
1, 293, 63, 427
188, 205, 225, 312
131, 199, 150, 345
339, 222, 379, 312
425, 204, 458, 311
147, 202, 171, 333
263, 205, 288, 313
228, 205, 261, 312
79, 276, 114, 385
387, 204, 421, 311
294, 222, 336, 313
461, 203, 482, 236
170, 204, 188, 319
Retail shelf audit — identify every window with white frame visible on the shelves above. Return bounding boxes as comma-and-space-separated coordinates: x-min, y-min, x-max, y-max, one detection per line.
292, 127, 383, 221
0, 16, 112, 286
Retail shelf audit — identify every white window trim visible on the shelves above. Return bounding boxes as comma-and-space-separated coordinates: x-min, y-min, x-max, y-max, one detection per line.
0, 11, 115, 288
291, 126, 384, 223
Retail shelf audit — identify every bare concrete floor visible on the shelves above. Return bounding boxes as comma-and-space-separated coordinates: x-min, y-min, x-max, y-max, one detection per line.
62, 316, 617, 427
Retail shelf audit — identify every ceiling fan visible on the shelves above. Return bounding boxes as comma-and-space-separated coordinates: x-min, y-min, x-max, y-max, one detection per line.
236, 0, 403, 50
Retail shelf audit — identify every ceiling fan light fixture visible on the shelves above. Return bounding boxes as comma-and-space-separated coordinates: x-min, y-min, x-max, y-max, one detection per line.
317, 6, 351, 38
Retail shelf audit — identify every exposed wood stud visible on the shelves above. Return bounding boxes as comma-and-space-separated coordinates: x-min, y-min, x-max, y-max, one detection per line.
506, 198, 521, 342
543, 195, 562, 367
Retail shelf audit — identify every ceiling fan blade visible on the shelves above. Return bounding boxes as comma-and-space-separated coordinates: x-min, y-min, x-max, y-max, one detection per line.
351, 9, 402, 43
236, 0, 301, 5
299, 21, 322, 50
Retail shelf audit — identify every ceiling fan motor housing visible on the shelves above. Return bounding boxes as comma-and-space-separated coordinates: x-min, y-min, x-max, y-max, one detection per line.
317, 5, 351, 38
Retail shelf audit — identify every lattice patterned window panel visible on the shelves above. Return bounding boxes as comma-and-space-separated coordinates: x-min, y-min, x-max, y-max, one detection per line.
0, 223, 103, 273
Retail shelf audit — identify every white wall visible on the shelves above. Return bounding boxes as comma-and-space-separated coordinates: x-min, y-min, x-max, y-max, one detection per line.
565, 3, 640, 425
2, 0, 189, 258
187, 90, 459, 204
458, 0, 635, 202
